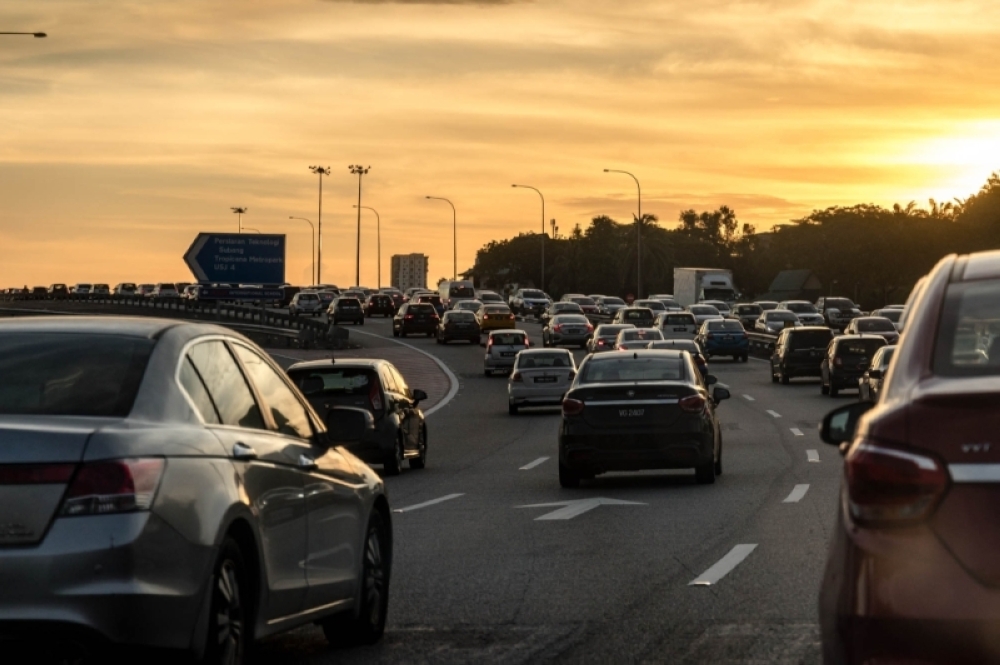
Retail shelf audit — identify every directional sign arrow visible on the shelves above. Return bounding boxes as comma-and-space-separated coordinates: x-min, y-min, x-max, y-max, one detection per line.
183, 234, 211, 282
518, 497, 646, 521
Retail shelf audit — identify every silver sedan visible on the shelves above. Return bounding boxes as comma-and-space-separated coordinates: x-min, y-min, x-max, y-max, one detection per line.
0, 317, 391, 663
507, 349, 577, 414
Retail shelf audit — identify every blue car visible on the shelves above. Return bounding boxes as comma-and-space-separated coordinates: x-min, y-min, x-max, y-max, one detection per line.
696, 319, 749, 362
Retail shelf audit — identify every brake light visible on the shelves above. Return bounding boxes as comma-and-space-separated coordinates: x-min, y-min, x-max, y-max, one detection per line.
405, 314, 414, 320
586, 324, 594, 332
834, 357, 842, 366
369, 381, 383, 411
679, 394, 707, 413
562, 398, 584, 416
553, 324, 563, 333
597, 339, 606, 346
61, 459, 165, 516
511, 372, 523, 383
845, 442, 949, 525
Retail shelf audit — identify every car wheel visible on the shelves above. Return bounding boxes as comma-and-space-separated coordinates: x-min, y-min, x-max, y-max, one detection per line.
508, 402, 519, 415
392, 328, 399, 338
202, 537, 250, 665
714, 453, 723, 476
781, 371, 790, 385
383, 437, 404, 476
821, 378, 830, 395
469, 337, 478, 344
771, 365, 779, 383
558, 462, 580, 488
484, 368, 492, 377
830, 384, 839, 397
409, 429, 427, 470
742, 354, 749, 363
436, 336, 443, 345
400, 330, 407, 338
695, 460, 716, 484
359, 319, 365, 326
321, 511, 390, 647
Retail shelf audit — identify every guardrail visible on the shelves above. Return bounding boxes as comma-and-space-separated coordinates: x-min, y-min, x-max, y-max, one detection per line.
0, 295, 349, 349
747, 331, 778, 357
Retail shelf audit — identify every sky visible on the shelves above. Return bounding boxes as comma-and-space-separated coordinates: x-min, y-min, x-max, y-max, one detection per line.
3, 0, 1000, 288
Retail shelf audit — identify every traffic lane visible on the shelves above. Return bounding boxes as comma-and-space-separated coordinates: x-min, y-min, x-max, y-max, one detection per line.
259, 342, 833, 663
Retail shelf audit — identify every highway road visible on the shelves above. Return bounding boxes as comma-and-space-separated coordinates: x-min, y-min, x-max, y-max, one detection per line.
258, 315, 844, 664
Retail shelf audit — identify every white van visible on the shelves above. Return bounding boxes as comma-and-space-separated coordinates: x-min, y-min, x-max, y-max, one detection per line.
439, 280, 476, 310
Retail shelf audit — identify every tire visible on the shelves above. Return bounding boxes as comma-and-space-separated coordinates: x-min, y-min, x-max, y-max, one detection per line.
400, 330, 407, 338
695, 460, 716, 484
830, 384, 839, 397
469, 337, 478, 344
321, 511, 390, 647
409, 429, 427, 470
508, 402, 519, 415
436, 336, 443, 345
714, 453, 723, 476
781, 371, 790, 385
771, 364, 779, 383
484, 368, 492, 377
742, 354, 749, 363
359, 319, 365, 326
558, 462, 580, 488
392, 328, 399, 338
383, 437, 403, 476
201, 537, 250, 665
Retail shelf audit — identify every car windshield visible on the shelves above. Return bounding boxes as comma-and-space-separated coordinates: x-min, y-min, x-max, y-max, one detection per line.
622, 309, 653, 320
784, 302, 817, 313
596, 325, 631, 336
706, 320, 744, 332
635, 300, 666, 310
768, 311, 799, 321
735, 305, 762, 315
664, 314, 695, 325
299, 294, 318, 301
570, 297, 595, 306
620, 329, 663, 341
650, 340, 698, 352
826, 298, 856, 310
0, 333, 154, 416
603, 297, 625, 306
446, 311, 475, 321
933, 278, 1000, 375
522, 290, 545, 299
581, 357, 684, 383
516, 353, 572, 368
878, 309, 902, 322
690, 306, 719, 315
857, 318, 895, 332
705, 302, 730, 312
449, 286, 475, 298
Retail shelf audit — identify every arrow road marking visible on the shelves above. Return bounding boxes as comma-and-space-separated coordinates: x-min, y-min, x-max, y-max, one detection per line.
790, 428, 804, 436
689, 544, 758, 586
520, 457, 550, 470
783, 484, 810, 503
767, 410, 782, 418
518, 497, 646, 520
742, 395, 755, 401
394, 493, 464, 513
807, 450, 820, 463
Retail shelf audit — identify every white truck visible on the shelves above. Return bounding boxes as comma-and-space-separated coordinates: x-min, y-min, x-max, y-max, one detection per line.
673, 268, 739, 308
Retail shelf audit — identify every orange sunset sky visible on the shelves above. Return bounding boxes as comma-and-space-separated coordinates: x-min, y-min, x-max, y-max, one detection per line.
2, 0, 1000, 288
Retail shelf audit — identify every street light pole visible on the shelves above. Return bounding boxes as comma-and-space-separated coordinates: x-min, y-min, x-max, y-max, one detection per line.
511, 184, 545, 292
353, 206, 381, 289
288, 217, 316, 284
426, 196, 457, 280
604, 169, 643, 298
309, 166, 330, 283
0, 32, 46, 37
348, 166, 370, 286
230, 207, 247, 233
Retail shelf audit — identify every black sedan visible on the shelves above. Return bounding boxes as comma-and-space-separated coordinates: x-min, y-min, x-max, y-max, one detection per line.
393, 303, 440, 337
365, 294, 396, 317
558, 350, 730, 487
436, 310, 481, 344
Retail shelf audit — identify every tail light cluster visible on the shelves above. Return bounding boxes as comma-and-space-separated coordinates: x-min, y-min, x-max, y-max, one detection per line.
62, 459, 166, 516
845, 442, 949, 525
562, 398, 585, 416
510, 372, 523, 383
679, 394, 707, 414
369, 381, 383, 411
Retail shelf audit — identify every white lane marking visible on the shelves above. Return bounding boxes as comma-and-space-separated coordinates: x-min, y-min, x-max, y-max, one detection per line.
689, 544, 758, 586
717, 382, 730, 389
790, 428, 804, 436
783, 484, 810, 503
520, 456, 550, 470
767, 410, 782, 418
807, 450, 820, 463
393, 493, 464, 513
268, 352, 308, 363
349, 328, 460, 418
519, 497, 646, 520
742, 394, 755, 401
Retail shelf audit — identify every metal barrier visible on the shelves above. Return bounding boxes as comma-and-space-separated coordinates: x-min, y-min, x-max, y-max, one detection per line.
747, 331, 778, 357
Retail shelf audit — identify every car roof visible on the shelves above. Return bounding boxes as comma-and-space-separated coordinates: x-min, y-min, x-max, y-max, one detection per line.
519, 347, 570, 354
833, 333, 886, 343
287, 358, 384, 371
489, 328, 525, 335
0, 315, 182, 338
588, 349, 685, 359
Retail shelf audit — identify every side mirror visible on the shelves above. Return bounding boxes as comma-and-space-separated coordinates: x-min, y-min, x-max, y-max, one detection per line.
705, 375, 718, 385
712, 386, 730, 403
819, 402, 874, 446
325, 406, 374, 444
412, 389, 428, 403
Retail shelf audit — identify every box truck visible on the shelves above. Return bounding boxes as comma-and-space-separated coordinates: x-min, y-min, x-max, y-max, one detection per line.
673, 268, 739, 307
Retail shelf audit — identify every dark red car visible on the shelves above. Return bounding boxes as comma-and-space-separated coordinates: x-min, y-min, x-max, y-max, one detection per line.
819, 249, 1000, 664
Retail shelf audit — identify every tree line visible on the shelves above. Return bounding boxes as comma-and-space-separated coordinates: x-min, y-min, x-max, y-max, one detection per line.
467, 173, 1000, 309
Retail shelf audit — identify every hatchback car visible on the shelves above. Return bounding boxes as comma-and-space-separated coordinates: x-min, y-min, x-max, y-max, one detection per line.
289, 291, 323, 316
777, 300, 825, 326
151, 283, 179, 300
820, 333, 887, 396
364, 294, 395, 318
558, 350, 730, 487
857, 344, 895, 403
436, 310, 481, 344
483, 329, 530, 376
769, 326, 835, 384
288, 358, 428, 475
615, 327, 664, 350
695, 319, 749, 361
612, 307, 656, 328
701, 300, 731, 316
393, 303, 440, 337
476, 304, 516, 331
543, 314, 594, 348
0, 317, 392, 662
843, 315, 901, 345
655, 311, 699, 339
587, 324, 635, 353
507, 349, 577, 415
818, 249, 1000, 664
870, 307, 903, 330
329, 297, 365, 325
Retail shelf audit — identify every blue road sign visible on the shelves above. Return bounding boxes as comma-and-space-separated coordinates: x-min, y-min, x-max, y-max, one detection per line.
196, 287, 285, 301
184, 233, 286, 284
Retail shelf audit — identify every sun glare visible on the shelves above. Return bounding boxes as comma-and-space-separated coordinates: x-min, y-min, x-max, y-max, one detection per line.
904, 123, 1000, 199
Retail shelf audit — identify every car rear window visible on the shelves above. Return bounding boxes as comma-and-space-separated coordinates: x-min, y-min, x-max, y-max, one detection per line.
522, 290, 546, 299
649, 340, 699, 353
623, 309, 653, 320
856, 318, 895, 332
689, 306, 719, 315
517, 353, 572, 368
786, 329, 833, 349
484, 306, 510, 314
621, 329, 663, 341
664, 314, 695, 325
554, 315, 588, 324
826, 298, 855, 310
447, 311, 475, 321
706, 320, 743, 331
768, 311, 799, 321
570, 297, 596, 306
299, 294, 318, 301
596, 325, 630, 336
784, 302, 816, 313
338, 298, 361, 308
409, 304, 435, 314
838, 339, 886, 358
0, 333, 154, 416
933, 278, 1000, 375
735, 305, 762, 315
290, 368, 378, 397
491, 333, 526, 346
581, 357, 684, 383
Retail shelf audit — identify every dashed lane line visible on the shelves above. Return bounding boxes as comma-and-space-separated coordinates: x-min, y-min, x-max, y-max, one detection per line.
767, 410, 782, 418
742, 395, 755, 401
689, 544, 759, 586
790, 428, 804, 436
393, 493, 465, 513
783, 484, 810, 503
520, 457, 550, 470
807, 450, 820, 463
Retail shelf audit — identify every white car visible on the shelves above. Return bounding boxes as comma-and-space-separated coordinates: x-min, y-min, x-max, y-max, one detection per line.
871, 307, 903, 330
687, 304, 724, 325
92, 283, 110, 297
69, 283, 92, 297
289, 291, 324, 316
777, 300, 825, 326
655, 312, 699, 339
755, 310, 802, 334
702, 300, 731, 316
507, 348, 577, 415
113, 283, 138, 296
151, 283, 179, 300
615, 327, 664, 350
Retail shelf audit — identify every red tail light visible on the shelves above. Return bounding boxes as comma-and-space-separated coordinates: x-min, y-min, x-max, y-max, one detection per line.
568, 370, 576, 380
553, 324, 563, 333
586, 324, 594, 332
834, 357, 843, 366
369, 381, 383, 411
845, 442, 949, 525
511, 372, 523, 383
679, 394, 707, 413
405, 314, 414, 320
562, 398, 584, 416
61, 459, 165, 516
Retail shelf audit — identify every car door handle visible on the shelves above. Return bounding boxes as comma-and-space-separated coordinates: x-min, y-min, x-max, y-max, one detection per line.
298, 455, 318, 471
232, 442, 257, 460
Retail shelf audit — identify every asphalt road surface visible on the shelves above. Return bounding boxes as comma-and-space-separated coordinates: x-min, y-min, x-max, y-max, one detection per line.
259, 315, 844, 664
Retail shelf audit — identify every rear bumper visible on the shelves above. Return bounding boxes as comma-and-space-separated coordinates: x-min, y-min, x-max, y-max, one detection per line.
549, 333, 589, 346
781, 360, 822, 377
509, 384, 567, 404
559, 433, 713, 472
399, 322, 437, 333
485, 355, 518, 369
0, 513, 213, 651
703, 342, 748, 355
830, 371, 864, 388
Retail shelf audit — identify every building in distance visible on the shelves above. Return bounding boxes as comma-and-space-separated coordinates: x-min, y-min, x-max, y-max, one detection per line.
391, 253, 429, 291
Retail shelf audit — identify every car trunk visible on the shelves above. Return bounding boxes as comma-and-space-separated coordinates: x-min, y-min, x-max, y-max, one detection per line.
517, 367, 574, 388
576, 384, 691, 432
908, 382, 1000, 587
0, 416, 112, 546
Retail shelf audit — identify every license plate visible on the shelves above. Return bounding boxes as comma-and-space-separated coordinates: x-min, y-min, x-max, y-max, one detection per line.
455, 323, 469, 328
723, 335, 732, 341
618, 408, 645, 417
534, 376, 557, 383
567, 328, 581, 334
674, 327, 688, 332
501, 351, 516, 357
